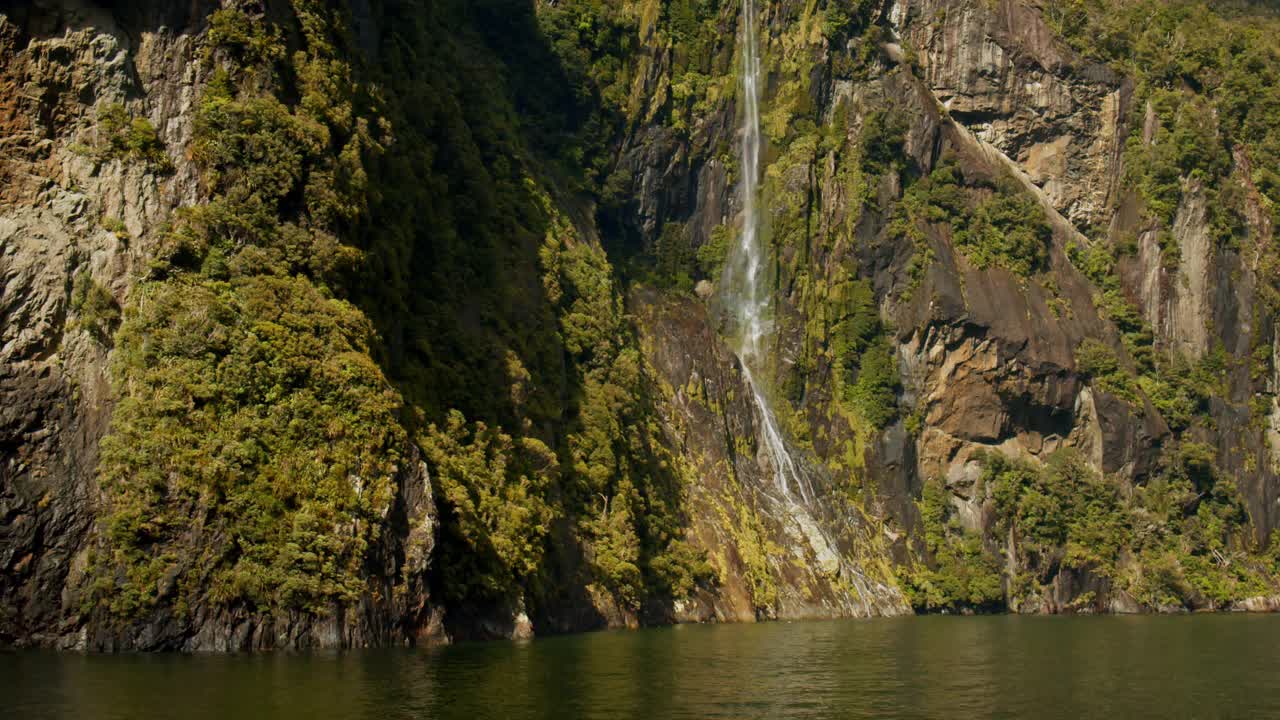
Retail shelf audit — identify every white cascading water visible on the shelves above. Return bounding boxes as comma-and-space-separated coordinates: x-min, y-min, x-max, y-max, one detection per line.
715, 1, 892, 613
723, 0, 813, 506
717, 6, 894, 610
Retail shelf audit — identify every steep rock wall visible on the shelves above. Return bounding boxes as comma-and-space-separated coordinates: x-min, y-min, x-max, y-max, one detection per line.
1, 0, 208, 646
613, 0, 1280, 613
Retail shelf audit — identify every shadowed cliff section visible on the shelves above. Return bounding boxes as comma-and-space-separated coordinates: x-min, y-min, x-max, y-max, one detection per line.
2, 0, 719, 649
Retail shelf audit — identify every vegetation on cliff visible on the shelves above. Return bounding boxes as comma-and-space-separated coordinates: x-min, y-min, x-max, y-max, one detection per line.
91, 0, 711, 631
890, 155, 1051, 278
1048, 0, 1280, 310
94, 1, 405, 618
84, 103, 172, 171
897, 476, 1003, 612
74, 0, 1280, 639
905, 449, 1279, 613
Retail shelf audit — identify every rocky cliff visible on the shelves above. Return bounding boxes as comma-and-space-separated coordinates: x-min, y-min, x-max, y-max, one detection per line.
2, 0, 208, 647
2, 0, 1279, 650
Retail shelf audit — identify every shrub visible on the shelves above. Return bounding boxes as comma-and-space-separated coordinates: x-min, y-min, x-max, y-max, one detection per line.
422, 410, 556, 600
977, 444, 1276, 609
91, 1, 403, 621
860, 109, 907, 177
827, 278, 901, 428
954, 188, 1051, 276
898, 477, 1004, 611
986, 450, 1129, 575
1075, 338, 1139, 403
895, 156, 1050, 277
93, 103, 172, 170
654, 222, 695, 291
845, 338, 901, 429
204, 7, 285, 69
696, 224, 732, 277
69, 271, 119, 342
97, 276, 405, 616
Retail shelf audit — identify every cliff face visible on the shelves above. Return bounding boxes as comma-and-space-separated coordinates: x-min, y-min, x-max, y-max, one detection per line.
573, 0, 1280, 617
890, 0, 1280, 569
2, 0, 1279, 649
1, 0, 206, 646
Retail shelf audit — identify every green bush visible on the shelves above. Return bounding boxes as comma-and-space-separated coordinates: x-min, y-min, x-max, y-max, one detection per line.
93, 103, 172, 170
654, 222, 696, 291
859, 109, 907, 177
985, 450, 1127, 578
954, 189, 1051, 276
538, 188, 713, 609
973, 444, 1276, 610
696, 224, 732, 277
69, 271, 119, 342
422, 411, 556, 600
845, 339, 900, 429
98, 276, 405, 616
192, 76, 320, 206
898, 477, 1004, 612
827, 278, 901, 428
821, 5, 851, 41
893, 157, 1050, 277
204, 7, 284, 70
1075, 338, 1139, 403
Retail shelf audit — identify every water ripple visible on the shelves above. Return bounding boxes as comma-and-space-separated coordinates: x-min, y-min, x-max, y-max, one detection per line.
5, 616, 1280, 719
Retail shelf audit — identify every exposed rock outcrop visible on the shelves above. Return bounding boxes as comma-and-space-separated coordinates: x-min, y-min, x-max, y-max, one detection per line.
1, 1, 205, 646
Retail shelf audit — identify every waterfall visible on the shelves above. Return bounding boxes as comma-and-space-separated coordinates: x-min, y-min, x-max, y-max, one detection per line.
709, 1, 903, 617
723, 0, 813, 506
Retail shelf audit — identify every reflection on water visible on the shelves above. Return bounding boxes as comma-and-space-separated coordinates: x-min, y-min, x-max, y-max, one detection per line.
5, 615, 1279, 719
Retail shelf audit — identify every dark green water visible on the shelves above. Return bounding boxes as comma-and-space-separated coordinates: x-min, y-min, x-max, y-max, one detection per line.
4, 615, 1278, 719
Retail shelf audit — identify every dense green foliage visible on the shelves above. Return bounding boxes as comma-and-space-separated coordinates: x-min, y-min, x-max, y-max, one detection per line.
97, 277, 403, 616
92, 0, 712, 627
858, 110, 907, 179
892, 157, 1051, 277
365, 0, 713, 618
69, 271, 119, 343
696, 224, 732, 277
653, 222, 697, 290
844, 339, 900, 431
88, 103, 172, 171
421, 411, 555, 601
987, 451, 1128, 577
898, 477, 1004, 612
537, 194, 714, 608
1074, 338, 1140, 403
94, 1, 404, 618
908, 448, 1278, 613
825, 277, 900, 430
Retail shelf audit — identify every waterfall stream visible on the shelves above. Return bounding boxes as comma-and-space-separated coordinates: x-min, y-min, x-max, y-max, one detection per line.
712, 0, 896, 614
724, 0, 813, 506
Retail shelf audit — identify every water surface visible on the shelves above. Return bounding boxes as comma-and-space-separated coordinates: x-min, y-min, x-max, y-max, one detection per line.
5, 615, 1278, 719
